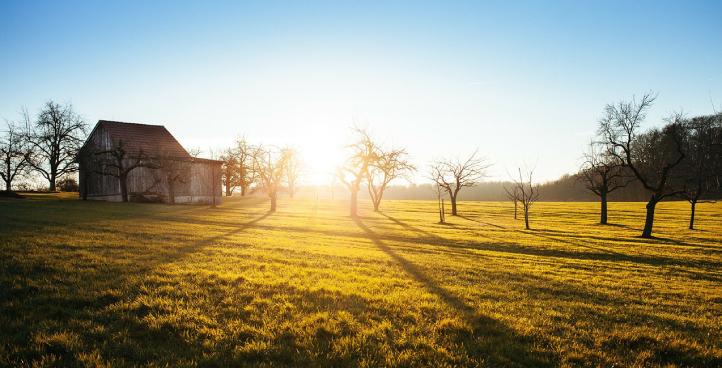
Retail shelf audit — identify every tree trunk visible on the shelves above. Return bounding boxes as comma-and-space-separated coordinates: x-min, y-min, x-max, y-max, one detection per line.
350, 190, 358, 217
373, 199, 380, 212
49, 173, 56, 191
241, 185, 246, 197
689, 200, 696, 230
438, 198, 443, 223
600, 193, 608, 225
119, 176, 129, 202
270, 192, 277, 212
524, 208, 530, 229
5, 180, 10, 191
450, 194, 458, 216
641, 199, 657, 238
167, 177, 175, 205
225, 184, 231, 197
441, 198, 446, 222
513, 200, 517, 220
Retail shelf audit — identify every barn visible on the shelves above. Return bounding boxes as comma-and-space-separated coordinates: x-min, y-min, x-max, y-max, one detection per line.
78, 120, 222, 205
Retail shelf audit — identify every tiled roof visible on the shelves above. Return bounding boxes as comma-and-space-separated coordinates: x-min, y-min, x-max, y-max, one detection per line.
97, 120, 191, 158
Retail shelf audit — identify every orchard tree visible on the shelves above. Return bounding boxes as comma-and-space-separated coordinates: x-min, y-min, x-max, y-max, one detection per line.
282, 146, 305, 199
255, 145, 288, 212
428, 150, 491, 216
93, 140, 158, 202
0, 120, 33, 191
220, 147, 240, 196
326, 175, 342, 200
336, 127, 378, 217
235, 136, 260, 196
678, 113, 722, 229
156, 150, 193, 205
25, 101, 88, 190
598, 93, 689, 238
508, 165, 540, 230
577, 141, 632, 224
367, 145, 415, 211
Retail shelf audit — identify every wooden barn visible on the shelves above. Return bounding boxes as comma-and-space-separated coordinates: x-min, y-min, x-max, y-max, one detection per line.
78, 120, 222, 205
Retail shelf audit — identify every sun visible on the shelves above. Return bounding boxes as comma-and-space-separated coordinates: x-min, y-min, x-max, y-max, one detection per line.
299, 134, 345, 186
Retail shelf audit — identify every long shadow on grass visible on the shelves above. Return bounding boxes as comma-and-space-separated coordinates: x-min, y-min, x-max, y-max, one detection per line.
457, 214, 507, 230
379, 212, 447, 240
353, 217, 558, 367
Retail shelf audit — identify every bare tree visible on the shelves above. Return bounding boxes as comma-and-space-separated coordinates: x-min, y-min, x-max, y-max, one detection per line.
508, 165, 540, 230
428, 150, 491, 216
326, 175, 342, 200
282, 146, 305, 199
678, 113, 722, 229
234, 136, 260, 196
0, 120, 33, 191
220, 147, 240, 196
367, 145, 415, 211
93, 140, 158, 202
25, 101, 88, 191
336, 127, 379, 217
155, 151, 193, 205
186, 147, 202, 158
577, 141, 632, 224
255, 145, 288, 212
503, 184, 520, 220
598, 93, 689, 238
432, 183, 446, 223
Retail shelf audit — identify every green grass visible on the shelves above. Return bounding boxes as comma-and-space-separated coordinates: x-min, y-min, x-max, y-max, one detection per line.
1, 193, 720, 367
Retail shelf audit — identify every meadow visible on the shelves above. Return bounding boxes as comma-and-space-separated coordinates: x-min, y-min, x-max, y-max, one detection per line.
0, 193, 720, 367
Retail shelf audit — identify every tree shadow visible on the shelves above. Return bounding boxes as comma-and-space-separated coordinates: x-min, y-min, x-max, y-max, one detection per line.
457, 215, 507, 230
379, 212, 446, 240
352, 217, 558, 367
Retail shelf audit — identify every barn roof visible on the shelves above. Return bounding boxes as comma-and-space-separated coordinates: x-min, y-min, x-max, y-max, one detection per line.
96, 120, 191, 158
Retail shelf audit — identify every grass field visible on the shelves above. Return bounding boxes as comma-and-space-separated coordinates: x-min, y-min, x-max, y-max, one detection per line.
0, 193, 720, 367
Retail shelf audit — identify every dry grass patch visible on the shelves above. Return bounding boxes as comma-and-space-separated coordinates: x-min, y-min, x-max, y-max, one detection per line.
1, 193, 720, 367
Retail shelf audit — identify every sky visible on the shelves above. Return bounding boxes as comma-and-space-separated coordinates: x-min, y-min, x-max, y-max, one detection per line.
1, 1, 721, 185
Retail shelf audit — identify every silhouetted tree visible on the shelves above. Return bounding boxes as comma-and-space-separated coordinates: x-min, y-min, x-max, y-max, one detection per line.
336, 127, 378, 217
156, 150, 193, 205
367, 145, 415, 211
0, 120, 33, 191
432, 183, 446, 223
220, 147, 240, 196
93, 140, 158, 202
508, 165, 539, 230
326, 175, 342, 200
282, 146, 305, 199
428, 150, 491, 216
678, 113, 722, 229
578, 141, 632, 224
234, 136, 260, 196
598, 93, 689, 238
25, 101, 88, 190
255, 145, 288, 212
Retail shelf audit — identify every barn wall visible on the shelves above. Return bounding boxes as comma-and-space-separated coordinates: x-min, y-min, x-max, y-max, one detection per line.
80, 125, 122, 200
79, 123, 222, 205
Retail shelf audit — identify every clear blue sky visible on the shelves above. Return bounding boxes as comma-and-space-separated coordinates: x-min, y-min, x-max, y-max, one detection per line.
1, 1, 720, 183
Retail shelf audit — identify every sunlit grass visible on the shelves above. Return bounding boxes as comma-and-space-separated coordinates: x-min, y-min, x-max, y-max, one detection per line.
1, 193, 720, 367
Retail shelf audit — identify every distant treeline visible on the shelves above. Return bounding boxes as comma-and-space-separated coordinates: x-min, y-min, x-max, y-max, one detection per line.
272, 176, 658, 202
